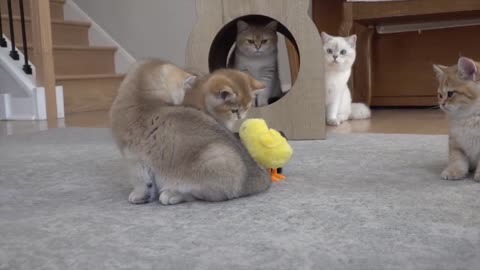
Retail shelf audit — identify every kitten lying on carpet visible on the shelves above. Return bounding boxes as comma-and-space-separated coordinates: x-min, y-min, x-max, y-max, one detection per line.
321, 32, 371, 126
433, 56, 480, 182
110, 59, 270, 205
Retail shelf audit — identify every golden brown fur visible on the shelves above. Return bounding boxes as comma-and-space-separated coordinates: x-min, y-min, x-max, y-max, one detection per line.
433, 57, 480, 182
183, 69, 265, 130
121, 59, 195, 106
110, 60, 270, 205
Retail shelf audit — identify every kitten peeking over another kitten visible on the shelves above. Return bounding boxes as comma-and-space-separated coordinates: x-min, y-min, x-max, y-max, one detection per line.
110, 59, 270, 205
321, 32, 371, 126
433, 57, 480, 182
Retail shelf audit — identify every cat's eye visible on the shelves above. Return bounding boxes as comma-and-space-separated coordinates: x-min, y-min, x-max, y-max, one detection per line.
247, 40, 255, 44
438, 93, 443, 99
326, 49, 333, 54
261, 39, 268, 44
231, 109, 239, 114
340, 49, 347, 55
447, 91, 455, 98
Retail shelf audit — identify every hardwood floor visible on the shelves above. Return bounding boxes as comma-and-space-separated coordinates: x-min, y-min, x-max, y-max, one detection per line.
0, 108, 449, 137
327, 108, 448, 135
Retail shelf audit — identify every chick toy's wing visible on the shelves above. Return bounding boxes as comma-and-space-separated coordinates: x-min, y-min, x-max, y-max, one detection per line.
258, 129, 293, 169
258, 129, 285, 148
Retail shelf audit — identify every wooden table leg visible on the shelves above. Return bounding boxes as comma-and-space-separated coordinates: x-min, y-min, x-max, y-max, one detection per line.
339, 2, 353, 36
339, 2, 356, 98
353, 25, 374, 105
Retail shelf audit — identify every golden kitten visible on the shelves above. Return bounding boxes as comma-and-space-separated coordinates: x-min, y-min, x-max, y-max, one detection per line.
121, 59, 196, 106
183, 69, 265, 130
110, 61, 270, 205
433, 56, 480, 182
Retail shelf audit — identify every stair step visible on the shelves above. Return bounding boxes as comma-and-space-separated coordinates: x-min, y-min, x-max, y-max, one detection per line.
20, 45, 117, 76
1, 15, 90, 46
0, 0, 64, 20
56, 74, 125, 113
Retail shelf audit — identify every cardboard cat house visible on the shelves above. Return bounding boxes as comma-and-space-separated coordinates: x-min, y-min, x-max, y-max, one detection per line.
186, 0, 325, 140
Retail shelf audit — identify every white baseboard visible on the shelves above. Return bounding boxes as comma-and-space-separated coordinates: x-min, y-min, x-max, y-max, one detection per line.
0, 86, 64, 120
56, 86, 65, 119
64, 0, 136, 73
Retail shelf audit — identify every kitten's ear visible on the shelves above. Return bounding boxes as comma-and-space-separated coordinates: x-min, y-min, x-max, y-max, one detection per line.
433, 64, 447, 80
183, 75, 197, 90
250, 79, 266, 95
346, 34, 357, 48
320, 32, 333, 43
458, 57, 478, 81
237, 20, 249, 33
265, 21, 278, 31
218, 88, 236, 102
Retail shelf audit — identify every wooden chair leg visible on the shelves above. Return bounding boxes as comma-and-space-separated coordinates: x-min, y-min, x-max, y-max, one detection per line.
339, 2, 353, 36
339, 2, 356, 96
353, 25, 374, 105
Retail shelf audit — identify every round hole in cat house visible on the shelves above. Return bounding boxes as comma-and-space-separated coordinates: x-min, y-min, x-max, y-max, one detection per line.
208, 15, 300, 107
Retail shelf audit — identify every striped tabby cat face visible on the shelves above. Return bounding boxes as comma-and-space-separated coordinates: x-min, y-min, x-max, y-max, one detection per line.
434, 57, 480, 117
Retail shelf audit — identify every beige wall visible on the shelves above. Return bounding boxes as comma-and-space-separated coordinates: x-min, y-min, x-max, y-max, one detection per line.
73, 0, 197, 66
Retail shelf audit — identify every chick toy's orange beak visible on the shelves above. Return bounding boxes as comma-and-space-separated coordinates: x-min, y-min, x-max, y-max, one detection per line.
269, 168, 285, 182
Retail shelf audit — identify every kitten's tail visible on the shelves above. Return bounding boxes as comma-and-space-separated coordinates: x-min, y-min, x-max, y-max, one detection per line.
349, 103, 371, 120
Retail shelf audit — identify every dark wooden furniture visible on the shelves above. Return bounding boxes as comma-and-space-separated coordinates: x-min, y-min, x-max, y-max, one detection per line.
312, 0, 480, 106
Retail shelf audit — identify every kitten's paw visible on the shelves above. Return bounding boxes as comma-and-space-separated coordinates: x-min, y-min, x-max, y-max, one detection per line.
337, 113, 350, 123
441, 167, 468, 181
473, 172, 480, 182
327, 118, 341, 126
128, 187, 150, 204
159, 190, 185, 205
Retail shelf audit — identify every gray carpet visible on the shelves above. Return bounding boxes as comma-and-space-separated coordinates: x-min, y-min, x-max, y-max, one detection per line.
0, 128, 479, 270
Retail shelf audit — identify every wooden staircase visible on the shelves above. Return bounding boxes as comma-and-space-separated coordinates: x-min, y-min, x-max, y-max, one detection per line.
1, 0, 124, 113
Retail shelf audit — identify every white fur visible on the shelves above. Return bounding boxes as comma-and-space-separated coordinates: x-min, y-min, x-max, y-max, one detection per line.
321, 32, 371, 126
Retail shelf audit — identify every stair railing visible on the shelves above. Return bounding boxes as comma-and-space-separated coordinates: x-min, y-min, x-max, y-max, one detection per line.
1, 0, 57, 120
1, 0, 32, 74
30, 0, 57, 121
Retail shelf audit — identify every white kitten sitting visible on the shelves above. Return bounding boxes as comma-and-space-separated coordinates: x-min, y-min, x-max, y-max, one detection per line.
321, 32, 371, 126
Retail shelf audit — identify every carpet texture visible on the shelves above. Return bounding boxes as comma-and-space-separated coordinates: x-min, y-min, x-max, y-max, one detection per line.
0, 128, 479, 270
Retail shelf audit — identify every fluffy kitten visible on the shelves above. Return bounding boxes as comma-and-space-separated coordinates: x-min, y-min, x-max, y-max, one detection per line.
321, 32, 371, 126
117, 59, 196, 106
110, 62, 271, 205
229, 20, 282, 106
433, 56, 480, 182
183, 69, 265, 131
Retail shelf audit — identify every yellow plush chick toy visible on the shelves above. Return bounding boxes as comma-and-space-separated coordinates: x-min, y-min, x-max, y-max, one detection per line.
239, 119, 293, 182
